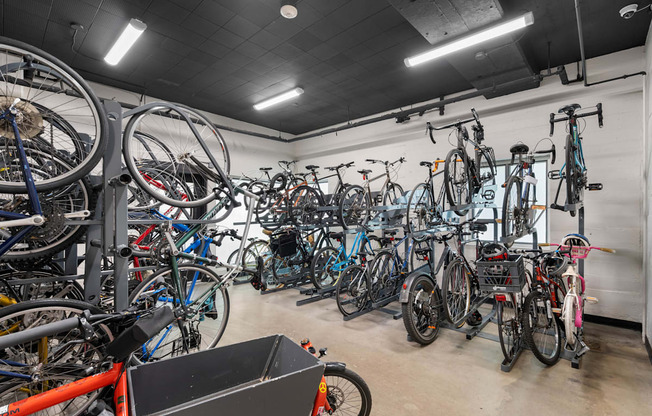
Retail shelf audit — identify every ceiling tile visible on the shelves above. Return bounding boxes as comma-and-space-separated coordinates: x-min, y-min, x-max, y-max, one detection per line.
236, 41, 268, 59
249, 29, 284, 50
223, 15, 261, 39
197, 39, 230, 58
183, 13, 221, 37
240, 1, 278, 28
264, 18, 304, 41
211, 28, 245, 48
288, 31, 321, 52
147, 0, 191, 22
194, 1, 235, 26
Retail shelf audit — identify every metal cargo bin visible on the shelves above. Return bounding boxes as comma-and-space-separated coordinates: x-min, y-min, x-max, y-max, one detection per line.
128, 334, 324, 416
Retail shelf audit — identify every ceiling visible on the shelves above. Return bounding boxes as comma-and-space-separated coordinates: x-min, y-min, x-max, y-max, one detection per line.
0, 0, 649, 135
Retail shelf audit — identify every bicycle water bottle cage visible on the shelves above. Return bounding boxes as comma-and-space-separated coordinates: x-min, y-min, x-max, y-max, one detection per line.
587, 183, 603, 191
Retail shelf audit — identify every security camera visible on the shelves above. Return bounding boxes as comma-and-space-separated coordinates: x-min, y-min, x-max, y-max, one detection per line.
619, 4, 639, 19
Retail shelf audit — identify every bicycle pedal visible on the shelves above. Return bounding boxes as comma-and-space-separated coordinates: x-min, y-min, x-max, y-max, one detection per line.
587, 183, 603, 191
547, 171, 561, 180
531, 205, 546, 210
586, 296, 599, 304
549, 203, 564, 211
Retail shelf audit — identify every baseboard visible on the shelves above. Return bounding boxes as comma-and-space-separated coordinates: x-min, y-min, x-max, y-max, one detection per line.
646, 336, 652, 365
583, 314, 642, 331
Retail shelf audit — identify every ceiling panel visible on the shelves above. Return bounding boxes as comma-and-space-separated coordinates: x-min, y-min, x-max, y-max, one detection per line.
0, 0, 648, 135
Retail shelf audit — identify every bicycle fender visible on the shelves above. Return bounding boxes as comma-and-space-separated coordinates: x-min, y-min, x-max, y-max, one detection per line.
325, 362, 346, 372
399, 272, 435, 304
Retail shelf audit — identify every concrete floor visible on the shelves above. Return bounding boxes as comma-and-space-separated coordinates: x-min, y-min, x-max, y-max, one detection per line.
219, 284, 652, 416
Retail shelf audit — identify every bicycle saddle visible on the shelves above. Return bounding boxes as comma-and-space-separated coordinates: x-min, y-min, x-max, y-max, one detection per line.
259, 167, 272, 171
509, 143, 529, 154
305, 165, 319, 171
469, 222, 488, 232
358, 169, 372, 175
419, 161, 433, 167
558, 103, 581, 115
384, 229, 398, 236
328, 231, 343, 240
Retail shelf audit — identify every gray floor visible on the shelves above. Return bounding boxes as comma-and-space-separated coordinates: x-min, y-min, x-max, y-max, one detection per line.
219, 284, 652, 416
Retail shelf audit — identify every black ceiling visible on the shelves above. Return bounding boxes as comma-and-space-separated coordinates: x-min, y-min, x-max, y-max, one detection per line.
1, 0, 649, 135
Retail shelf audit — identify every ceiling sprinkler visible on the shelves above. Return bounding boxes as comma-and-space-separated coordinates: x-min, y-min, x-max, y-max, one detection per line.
619, 3, 651, 19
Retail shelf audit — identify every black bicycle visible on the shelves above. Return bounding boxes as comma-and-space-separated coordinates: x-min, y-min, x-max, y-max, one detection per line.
427, 108, 496, 216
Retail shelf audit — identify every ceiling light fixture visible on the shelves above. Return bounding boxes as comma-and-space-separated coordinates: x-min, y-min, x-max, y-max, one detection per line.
404, 12, 534, 67
281, 1, 298, 19
254, 87, 304, 111
104, 18, 147, 65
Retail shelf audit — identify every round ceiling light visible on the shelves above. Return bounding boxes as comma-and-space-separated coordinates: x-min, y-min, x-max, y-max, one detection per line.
281, 4, 298, 19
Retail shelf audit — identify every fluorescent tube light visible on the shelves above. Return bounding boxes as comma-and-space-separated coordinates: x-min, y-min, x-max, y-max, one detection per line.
405, 12, 534, 67
254, 88, 304, 111
104, 19, 147, 66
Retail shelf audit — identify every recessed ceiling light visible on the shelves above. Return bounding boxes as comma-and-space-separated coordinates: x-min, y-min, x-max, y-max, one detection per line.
104, 18, 147, 66
281, 2, 298, 19
405, 12, 534, 67
254, 88, 304, 111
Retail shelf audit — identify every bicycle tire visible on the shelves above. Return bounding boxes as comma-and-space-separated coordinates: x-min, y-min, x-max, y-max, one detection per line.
270, 253, 301, 289
129, 264, 230, 363
122, 103, 230, 208
368, 250, 399, 303
382, 183, 404, 206
565, 134, 583, 216
444, 148, 472, 216
289, 185, 325, 227
401, 273, 441, 345
0, 299, 112, 416
323, 365, 373, 416
1, 161, 97, 263
238, 240, 270, 283
336, 265, 368, 316
496, 294, 520, 362
440, 258, 471, 325
522, 290, 562, 366
562, 293, 580, 348
501, 176, 523, 247
0, 268, 84, 301
339, 185, 370, 230
409, 238, 434, 272
310, 246, 345, 290
0, 37, 107, 193
407, 183, 435, 238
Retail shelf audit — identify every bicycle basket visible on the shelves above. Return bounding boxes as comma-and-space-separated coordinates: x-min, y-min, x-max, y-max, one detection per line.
476, 254, 525, 293
270, 228, 299, 257
559, 245, 591, 259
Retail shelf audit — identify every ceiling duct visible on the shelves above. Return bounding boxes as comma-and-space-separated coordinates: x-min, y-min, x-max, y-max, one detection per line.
389, 0, 539, 98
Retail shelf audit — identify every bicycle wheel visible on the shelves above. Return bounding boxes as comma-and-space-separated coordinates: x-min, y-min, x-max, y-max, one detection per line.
0, 168, 96, 263
444, 148, 471, 216
311, 246, 345, 290
496, 294, 520, 362
501, 176, 523, 247
0, 299, 112, 416
339, 185, 370, 230
440, 258, 471, 325
257, 192, 289, 231
289, 185, 324, 227
407, 183, 435, 238
565, 134, 583, 216
244, 180, 266, 209
237, 240, 270, 283
336, 265, 368, 316
401, 273, 441, 345
129, 264, 230, 363
270, 253, 302, 289
0, 37, 107, 193
522, 290, 562, 365
562, 293, 580, 348
0, 268, 84, 301
368, 250, 399, 303
382, 183, 404, 205
123, 103, 230, 208
323, 365, 372, 416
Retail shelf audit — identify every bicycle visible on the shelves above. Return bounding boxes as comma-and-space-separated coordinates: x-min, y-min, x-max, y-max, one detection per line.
0, 37, 108, 263
406, 158, 448, 239
339, 157, 406, 229
301, 338, 372, 416
427, 108, 496, 216
539, 234, 615, 358
311, 229, 382, 291
548, 103, 604, 216
501, 140, 555, 246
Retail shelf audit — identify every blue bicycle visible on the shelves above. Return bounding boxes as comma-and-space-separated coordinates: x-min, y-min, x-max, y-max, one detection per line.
310, 230, 382, 290
548, 103, 603, 216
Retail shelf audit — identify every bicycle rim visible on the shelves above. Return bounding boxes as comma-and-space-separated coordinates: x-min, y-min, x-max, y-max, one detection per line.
441, 259, 471, 325
407, 183, 434, 238
401, 273, 441, 345
444, 149, 470, 215
336, 266, 368, 316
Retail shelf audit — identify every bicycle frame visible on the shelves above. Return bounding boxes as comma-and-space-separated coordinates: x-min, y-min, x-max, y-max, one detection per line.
328, 231, 375, 274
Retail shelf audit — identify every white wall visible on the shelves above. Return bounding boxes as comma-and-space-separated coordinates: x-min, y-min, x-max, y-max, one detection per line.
294, 47, 646, 323
644, 23, 652, 343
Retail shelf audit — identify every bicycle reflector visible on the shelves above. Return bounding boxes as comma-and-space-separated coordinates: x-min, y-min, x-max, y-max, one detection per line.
495, 294, 507, 302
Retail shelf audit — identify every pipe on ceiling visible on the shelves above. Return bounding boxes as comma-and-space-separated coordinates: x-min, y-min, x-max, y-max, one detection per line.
574, 0, 646, 87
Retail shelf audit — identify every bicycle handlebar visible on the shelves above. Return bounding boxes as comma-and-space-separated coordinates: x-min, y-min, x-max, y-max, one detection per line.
534, 144, 556, 164
427, 108, 481, 144
365, 157, 406, 166
549, 103, 603, 136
